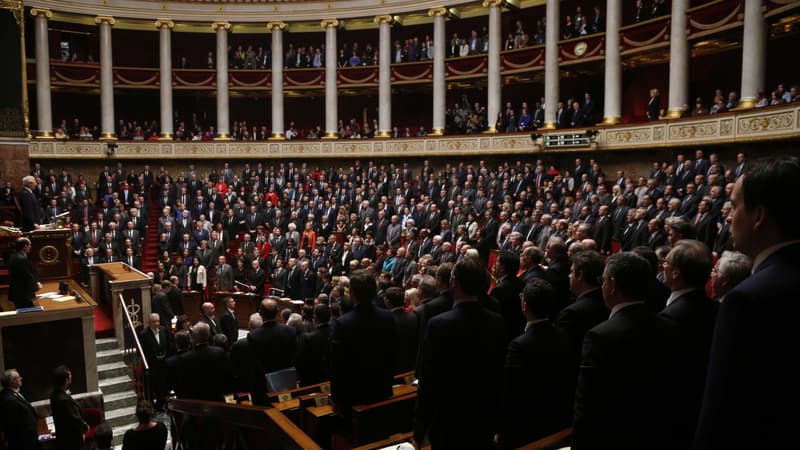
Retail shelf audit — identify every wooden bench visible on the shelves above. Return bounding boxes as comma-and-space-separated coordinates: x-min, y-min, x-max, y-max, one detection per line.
349, 383, 418, 446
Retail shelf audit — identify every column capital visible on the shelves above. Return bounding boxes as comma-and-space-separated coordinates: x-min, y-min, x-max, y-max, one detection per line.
482, 0, 506, 8
267, 21, 287, 31
320, 18, 340, 29
427, 7, 448, 17
30, 8, 52, 19
154, 18, 174, 29
373, 14, 394, 25
211, 21, 231, 31
94, 15, 115, 26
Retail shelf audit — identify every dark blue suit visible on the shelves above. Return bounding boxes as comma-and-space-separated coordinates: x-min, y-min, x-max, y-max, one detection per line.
330, 304, 396, 410
695, 243, 800, 450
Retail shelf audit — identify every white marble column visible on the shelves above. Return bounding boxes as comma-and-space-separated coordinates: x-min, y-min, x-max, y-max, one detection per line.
485, 0, 502, 133
739, 0, 766, 109
667, 0, 689, 118
603, 0, 622, 124
31, 9, 53, 138
428, 8, 447, 135
268, 21, 286, 139
322, 19, 339, 139
542, 0, 560, 129
95, 16, 116, 140
375, 15, 393, 138
212, 21, 231, 140
155, 19, 174, 140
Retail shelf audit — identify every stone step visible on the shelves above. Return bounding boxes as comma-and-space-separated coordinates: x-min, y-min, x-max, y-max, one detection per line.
96, 338, 119, 352
111, 422, 137, 446
99, 375, 135, 395
105, 405, 137, 429
97, 361, 129, 379
97, 348, 124, 366
103, 390, 138, 411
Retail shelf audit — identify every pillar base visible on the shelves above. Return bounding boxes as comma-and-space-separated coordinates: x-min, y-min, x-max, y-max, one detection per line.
322, 132, 339, 140
482, 126, 497, 134
99, 133, 117, 141
269, 133, 286, 141
736, 98, 756, 110
429, 128, 444, 136
35, 131, 55, 140
540, 122, 557, 130
214, 133, 231, 141
666, 108, 683, 119
375, 131, 391, 138
159, 133, 173, 141
602, 116, 622, 126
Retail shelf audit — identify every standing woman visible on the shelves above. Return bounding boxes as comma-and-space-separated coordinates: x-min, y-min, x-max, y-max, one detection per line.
300, 222, 317, 253
187, 257, 207, 299
122, 400, 167, 450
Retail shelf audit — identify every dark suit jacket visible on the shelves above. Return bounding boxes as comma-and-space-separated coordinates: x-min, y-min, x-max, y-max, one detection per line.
501, 321, 575, 448
660, 289, 718, 448
296, 322, 332, 386
151, 291, 174, 325
490, 275, 526, 340
201, 315, 220, 336
695, 243, 800, 450
331, 304, 396, 410
592, 216, 613, 254
572, 303, 680, 450
17, 188, 40, 231
555, 288, 609, 362
0, 388, 39, 450
221, 309, 238, 345
50, 388, 88, 450
167, 286, 185, 316
390, 308, 419, 374
414, 301, 506, 449
248, 322, 297, 375
8, 250, 37, 308
178, 344, 227, 402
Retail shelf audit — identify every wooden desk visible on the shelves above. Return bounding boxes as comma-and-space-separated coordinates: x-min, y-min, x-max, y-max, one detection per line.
184, 291, 303, 329
0, 279, 97, 402
90, 263, 152, 344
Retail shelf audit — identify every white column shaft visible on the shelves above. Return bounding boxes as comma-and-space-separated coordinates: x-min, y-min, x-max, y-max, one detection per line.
668, 0, 689, 115
544, 0, 560, 126
487, 4, 501, 132
432, 13, 446, 134
271, 28, 284, 136
603, 0, 622, 122
216, 27, 230, 136
159, 26, 173, 137
35, 14, 52, 136
99, 21, 115, 137
325, 26, 338, 136
378, 21, 392, 135
740, 0, 766, 104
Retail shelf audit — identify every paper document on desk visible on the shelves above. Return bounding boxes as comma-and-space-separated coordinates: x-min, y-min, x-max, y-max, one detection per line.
51, 296, 76, 303
38, 292, 60, 298
375, 444, 414, 450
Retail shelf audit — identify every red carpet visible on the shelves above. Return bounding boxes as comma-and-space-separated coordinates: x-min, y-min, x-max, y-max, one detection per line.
94, 303, 114, 338
140, 190, 161, 275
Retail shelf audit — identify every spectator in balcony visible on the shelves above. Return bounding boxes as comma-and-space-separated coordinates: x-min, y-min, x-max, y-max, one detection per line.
459, 38, 470, 57
518, 108, 532, 131
407, 37, 420, 62
505, 33, 516, 51
651, 0, 667, 18
556, 101, 571, 129
725, 91, 739, 110
634, 0, 649, 23
468, 30, 482, 54
754, 90, 768, 107
311, 48, 323, 68
769, 90, 783, 106
348, 51, 361, 67
393, 42, 405, 63
709, 97, 727, 115
590, 6, 603, 33
448, 34, 460, 57
647, 88, 661, 120
692, 97, 707, 116
562, 16, 575, 40
571, 101, 586, 128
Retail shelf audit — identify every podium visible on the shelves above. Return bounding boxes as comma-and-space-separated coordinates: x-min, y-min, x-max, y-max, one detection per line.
0, 227, 72, 283
89, 263, 153, 345
0, 279, 97, 402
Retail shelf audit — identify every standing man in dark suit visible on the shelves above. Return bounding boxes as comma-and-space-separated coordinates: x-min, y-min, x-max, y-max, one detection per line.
384, 287, 419, 374
140, 313, 171, 412
490, 251, 525, 340
413, 258, 506, 449
50, 365, 89, 450
220, 297, 238, 345
0, 369, 39, 450
179, 322, 227, 402
659, 240, 718, 448
572, 252, 679, 450
247, 299, 297, 403
200, 302, 220, 336
555, 250, 608, 362
8, 238, 41, 309
497, 278, 575, 449
330, 270, 396, 414
17, 176, 41, 232
696, 158, 800, 450
295, 304, 333, 386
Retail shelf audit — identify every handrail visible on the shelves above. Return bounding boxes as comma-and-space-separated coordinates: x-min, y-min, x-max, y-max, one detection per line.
119, 293, 150, 400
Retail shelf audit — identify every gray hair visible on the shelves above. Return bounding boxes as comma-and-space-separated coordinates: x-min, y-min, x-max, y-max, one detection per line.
717, 251, 752, 287
248, 312, 263, 330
